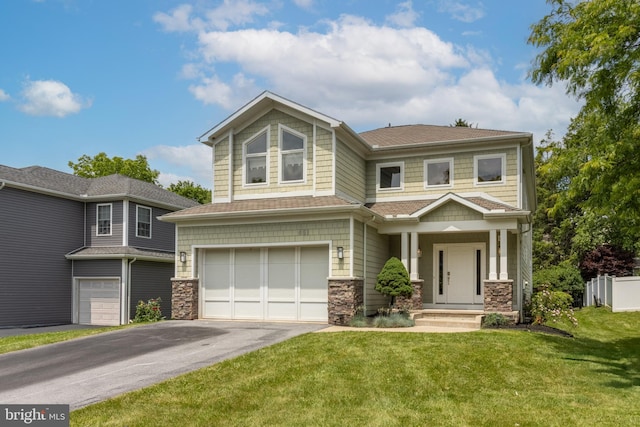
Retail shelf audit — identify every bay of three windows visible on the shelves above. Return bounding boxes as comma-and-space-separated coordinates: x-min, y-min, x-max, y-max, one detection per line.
377, 153, 505, 191
244, 125, 305, 185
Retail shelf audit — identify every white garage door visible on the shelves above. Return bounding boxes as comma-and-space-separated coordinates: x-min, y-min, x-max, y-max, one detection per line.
78, 279, 121, 326
203, 246, 329, 322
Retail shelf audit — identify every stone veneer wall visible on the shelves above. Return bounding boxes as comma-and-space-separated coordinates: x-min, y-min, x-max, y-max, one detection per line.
484, 280, 513, 313
328, 278, 364, 326
394, 280, 424, 310
171, 278, 199, 320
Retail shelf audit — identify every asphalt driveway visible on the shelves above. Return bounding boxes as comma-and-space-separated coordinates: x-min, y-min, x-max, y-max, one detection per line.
0, 320, 327, 410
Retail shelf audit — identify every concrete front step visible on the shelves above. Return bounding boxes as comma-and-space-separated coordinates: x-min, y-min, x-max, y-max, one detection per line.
411, 310, 484, 330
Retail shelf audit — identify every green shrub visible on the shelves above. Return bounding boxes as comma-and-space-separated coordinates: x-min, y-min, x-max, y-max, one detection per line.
533, 261, 584, 305
482, 313, 510, 328
349, 306, 368, 327
530, 289, 577, 327
373, 312, 415, 328
133, 297, 164, 323
375, 257, 412, 307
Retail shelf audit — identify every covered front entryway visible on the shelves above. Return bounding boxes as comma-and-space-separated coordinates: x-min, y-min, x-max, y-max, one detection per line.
77, 278, 121, 326
202, 246, 329, 321
433, 243, 485, 306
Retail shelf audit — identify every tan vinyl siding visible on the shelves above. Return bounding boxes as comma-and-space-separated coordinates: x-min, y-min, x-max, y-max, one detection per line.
335, 139, 366, 201
213, 138, 230, 200
366, 147, 519, 206
420, 201, 484, 222
232, 110, 315, 197
177, 219, 351, 277
365, 225, 390, 314
315, 127, 334, 193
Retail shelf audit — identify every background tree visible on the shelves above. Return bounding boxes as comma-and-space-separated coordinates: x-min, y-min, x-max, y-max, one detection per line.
579, 244, 635, 281
528, 0, 640, 255
450, 118, 477, 128
69, 152, 160, 185
167, 180, 211, 204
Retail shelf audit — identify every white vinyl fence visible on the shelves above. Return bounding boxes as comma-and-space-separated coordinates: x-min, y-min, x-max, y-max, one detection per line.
584, 275, 640, 312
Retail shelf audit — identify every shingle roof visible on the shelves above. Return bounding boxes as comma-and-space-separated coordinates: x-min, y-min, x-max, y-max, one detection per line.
0, 165, 199, 209
359, 124, 527, 148
66, 246, 175, 261
365, 196, 522, 217
161, 195, 359, 219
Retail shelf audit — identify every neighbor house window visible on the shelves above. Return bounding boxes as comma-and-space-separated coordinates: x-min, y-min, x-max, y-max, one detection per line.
377, 162, 404, 191
244, 128, 269, 185
279, 126, 305, 183
136, 206, 152, 238
474, 154, 506, 185
425, 158, 453, 188
97, 203, 112, 236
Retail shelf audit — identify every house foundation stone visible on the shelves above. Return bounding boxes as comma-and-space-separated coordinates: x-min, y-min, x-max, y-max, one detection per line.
394, 280, 424, 310
171, 278, 199, 320
328, 278, 364, 326
484, 279, 514, 313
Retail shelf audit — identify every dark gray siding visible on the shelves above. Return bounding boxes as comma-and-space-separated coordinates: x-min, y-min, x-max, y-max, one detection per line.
85, 201, 123, 247
73, 259, 122, 278
0, 187, 84, 327
128, 203, 175, 252
129, 261, 173, 319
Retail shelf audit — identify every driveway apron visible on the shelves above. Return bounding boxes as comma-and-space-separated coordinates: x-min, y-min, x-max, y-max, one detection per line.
0, 320, 326, 410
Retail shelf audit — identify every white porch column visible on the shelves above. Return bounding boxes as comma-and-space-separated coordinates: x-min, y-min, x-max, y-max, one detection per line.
410, 231, 419, 280
401, 232, 409, 271
489, 229, 498, 280
500, 229, 508, 280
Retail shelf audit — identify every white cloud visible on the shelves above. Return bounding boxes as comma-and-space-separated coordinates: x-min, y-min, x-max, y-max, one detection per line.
438, 1, 485, 23
0, 89, 9, 101
18, 79, 90, 117
143, 144, 212, 187
385, 1, 419, 28
159, 5, 579, 146
293, 0, 315, 10
154, 0, 269, 33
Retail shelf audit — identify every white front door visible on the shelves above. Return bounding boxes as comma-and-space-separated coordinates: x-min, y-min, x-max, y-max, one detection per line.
434, 243, 485, 305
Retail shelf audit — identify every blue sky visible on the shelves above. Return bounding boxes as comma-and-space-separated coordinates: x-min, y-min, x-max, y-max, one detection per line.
0, 0, 580, 187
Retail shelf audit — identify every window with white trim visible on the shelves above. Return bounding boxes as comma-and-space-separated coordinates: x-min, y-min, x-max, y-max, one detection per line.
97, 203, 112, 236
136, 206, 152, 238
244, 129, 269, 185
425, 158, 453, 188
377, 162, 404, 191
474, 154, 506, 185
279, 126, 305, 183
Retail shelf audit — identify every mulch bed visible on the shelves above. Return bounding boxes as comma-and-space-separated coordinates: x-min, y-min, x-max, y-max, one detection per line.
485, 323, 574, 337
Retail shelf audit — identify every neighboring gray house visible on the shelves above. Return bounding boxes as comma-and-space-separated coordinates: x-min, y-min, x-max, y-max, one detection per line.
0, 165, 199, 327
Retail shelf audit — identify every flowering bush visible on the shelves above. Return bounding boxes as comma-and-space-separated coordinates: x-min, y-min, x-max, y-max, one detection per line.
133, 297, 164, 323
530, 289, 578, 327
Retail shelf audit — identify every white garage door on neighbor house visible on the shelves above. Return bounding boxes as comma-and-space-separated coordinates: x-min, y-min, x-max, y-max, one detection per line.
77, 279, 121, 326
202, 246, 329, 322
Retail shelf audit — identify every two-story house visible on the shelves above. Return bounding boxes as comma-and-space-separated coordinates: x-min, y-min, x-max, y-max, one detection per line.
0, 165, 199, 327
161, 91, 535, 325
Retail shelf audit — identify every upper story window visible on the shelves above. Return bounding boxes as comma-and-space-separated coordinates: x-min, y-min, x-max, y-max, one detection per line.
244, 128, 269, 185
425, 158, 453, 188
136, 206, 152, 238
97, 203, 112, 236
377, 162, 404, 191
279, 126, 306, 183
474, 153, 506, 185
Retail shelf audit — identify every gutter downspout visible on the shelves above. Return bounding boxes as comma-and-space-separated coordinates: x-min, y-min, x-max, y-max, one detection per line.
126, 257, 137, 324
0, 181, 5, 190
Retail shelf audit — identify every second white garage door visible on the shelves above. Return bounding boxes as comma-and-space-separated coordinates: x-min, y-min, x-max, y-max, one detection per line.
78, 279, 121, 326
202, 246, 329, 322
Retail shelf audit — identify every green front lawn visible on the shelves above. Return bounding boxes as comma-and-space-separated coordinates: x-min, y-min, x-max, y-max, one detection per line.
71, 307, 640, 426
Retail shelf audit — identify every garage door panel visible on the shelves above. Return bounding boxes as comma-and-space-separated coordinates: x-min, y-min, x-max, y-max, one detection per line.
234, 301, 262, 319
268, 248, 296, 300
299, 302, 328, 322
204, 250, 230, 299
234, 249, 261, 299
300, 247, 329, 302
78, 279, 120, 326
267, 302, 296, 320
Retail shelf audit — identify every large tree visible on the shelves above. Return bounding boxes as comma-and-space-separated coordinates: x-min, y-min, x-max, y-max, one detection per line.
529, 0, 640, 253
69, 152, 160, 185
167, 180, 211, 204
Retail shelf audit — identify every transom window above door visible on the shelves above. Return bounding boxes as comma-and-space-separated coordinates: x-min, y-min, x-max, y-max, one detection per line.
377, 162, 404, 191
244, 128, 269, 185
279, 126, 306, 183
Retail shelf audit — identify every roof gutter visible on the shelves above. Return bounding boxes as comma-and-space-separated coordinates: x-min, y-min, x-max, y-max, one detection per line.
369, 132, 533, 152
